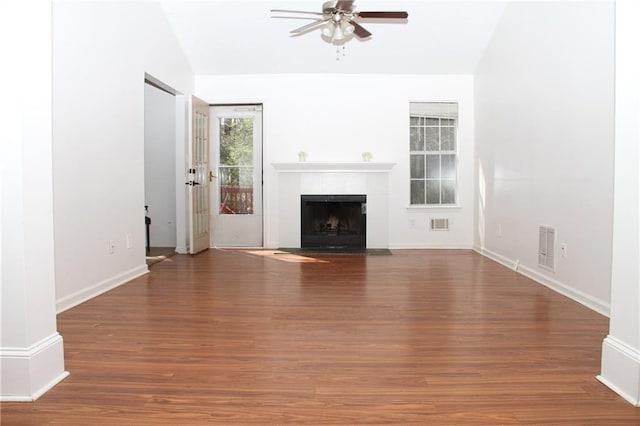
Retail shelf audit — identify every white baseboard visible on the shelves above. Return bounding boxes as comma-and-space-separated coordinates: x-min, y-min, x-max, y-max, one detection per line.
389, 243, 474, 250
473, 246, 610, 317
517, 264, 609, 316
0, 333, 69, 401
597, 335, 640, 406
473, 245, 518, 270
264, 241, 280, 250
56, 264, 149, 313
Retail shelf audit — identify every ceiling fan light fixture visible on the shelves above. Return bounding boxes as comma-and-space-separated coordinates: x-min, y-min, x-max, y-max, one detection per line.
340, 20, 355, 36
321, 20, 335, 38
321, 19, 353, 42
332, 23, 346, 40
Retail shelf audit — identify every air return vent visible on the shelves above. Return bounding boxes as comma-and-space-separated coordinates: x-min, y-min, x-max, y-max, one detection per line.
538, 226, 555, 271
430, 218, 449, 231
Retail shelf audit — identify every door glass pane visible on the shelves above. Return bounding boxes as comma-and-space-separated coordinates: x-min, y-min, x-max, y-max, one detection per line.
219, 117, 254, 215
220, 118, 253, 165
194, 110, 209, 235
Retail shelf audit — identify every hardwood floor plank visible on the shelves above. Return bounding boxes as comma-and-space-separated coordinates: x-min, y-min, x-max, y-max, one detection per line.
1, 249, 638, 424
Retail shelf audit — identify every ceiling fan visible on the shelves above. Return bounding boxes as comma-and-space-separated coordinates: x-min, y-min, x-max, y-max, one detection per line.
271, 1, 408, 43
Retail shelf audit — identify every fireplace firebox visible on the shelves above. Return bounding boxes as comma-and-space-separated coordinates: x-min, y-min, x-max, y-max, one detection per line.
300, 194, 366, 250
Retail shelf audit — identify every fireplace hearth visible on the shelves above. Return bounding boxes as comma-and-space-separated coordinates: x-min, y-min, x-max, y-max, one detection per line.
300, 195, 366, 250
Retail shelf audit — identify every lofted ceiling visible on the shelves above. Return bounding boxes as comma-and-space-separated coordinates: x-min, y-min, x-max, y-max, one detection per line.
160, 0, 508, 75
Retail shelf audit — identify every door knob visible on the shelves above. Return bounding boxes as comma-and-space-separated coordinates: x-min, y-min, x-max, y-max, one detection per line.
209, 171, 217, 182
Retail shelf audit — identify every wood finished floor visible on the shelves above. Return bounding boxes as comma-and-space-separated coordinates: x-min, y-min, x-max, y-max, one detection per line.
2, 249, 639, 425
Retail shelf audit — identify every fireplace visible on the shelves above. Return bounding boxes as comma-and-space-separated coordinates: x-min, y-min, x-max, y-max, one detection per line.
300, 194, 366, 250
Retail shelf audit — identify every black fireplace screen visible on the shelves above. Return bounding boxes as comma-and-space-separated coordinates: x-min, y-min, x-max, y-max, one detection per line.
300, 195, 366, 249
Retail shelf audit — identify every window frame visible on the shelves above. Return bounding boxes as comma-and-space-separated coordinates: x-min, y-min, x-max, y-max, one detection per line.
409, 110, 458, 207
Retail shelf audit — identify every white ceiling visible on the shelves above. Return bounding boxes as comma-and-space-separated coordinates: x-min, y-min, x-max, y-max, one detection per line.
160, 0, 508, 75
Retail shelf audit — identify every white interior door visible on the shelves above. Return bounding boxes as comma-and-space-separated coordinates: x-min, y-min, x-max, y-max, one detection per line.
210, 105, 263, 247
188, 96, 210, 254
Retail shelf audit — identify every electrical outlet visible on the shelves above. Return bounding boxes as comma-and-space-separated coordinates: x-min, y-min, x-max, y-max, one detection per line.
561, 243, 567, 258
410, 219, 416, 229
109, 240, 116, 254
497, 224, 502, 238
126, 234, 132, 249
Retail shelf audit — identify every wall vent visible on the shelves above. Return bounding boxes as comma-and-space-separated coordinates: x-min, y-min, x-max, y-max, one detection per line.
430, 218, 449, 231
538, 226, 555, 271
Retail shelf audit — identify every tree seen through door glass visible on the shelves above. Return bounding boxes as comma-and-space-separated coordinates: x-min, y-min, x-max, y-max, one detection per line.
219, 117, 254, 215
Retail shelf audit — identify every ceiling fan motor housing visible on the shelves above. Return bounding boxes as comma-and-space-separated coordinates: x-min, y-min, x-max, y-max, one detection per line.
323, 1, 352, 16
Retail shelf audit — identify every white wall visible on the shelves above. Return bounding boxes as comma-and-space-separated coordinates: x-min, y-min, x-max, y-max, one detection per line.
195, 74, 475, 249
474, 1, 615, 314
53, 1, 193, 311
144, 84, 177, 248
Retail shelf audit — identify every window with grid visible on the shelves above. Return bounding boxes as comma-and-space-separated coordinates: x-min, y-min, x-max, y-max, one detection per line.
410, 102, 458, 205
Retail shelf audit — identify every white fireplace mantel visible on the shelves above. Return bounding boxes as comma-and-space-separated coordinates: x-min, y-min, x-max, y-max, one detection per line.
272, 161, 394, 249
272, 161, 396, 173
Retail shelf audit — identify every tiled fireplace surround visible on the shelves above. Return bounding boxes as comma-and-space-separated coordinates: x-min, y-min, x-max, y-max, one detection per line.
272, 162, 395, 249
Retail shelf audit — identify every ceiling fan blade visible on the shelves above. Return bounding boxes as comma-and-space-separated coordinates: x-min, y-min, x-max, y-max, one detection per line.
356, 11, 408, 19
290, 19, 328, 34
350, 20, 372, 38
270, 9, 324, 16
272, 16, 323, 21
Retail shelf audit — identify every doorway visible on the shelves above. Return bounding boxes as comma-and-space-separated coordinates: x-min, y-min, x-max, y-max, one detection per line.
210, 105, 263, 247
144, 82, 177, 262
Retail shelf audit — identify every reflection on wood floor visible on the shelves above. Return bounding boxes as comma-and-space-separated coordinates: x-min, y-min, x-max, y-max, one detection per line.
146, 246, 175, 266
3, 249, 638, 424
